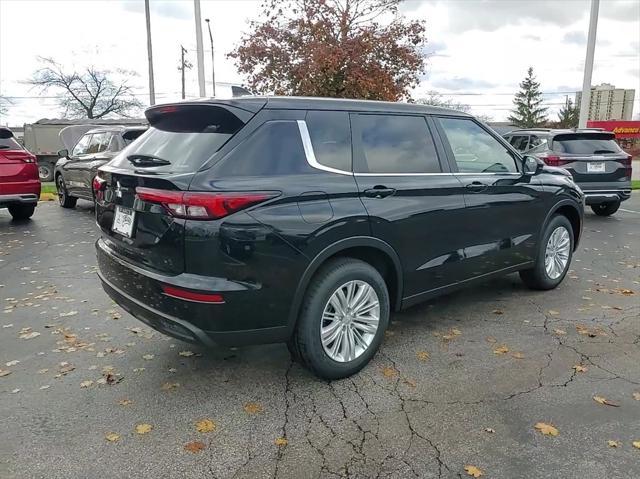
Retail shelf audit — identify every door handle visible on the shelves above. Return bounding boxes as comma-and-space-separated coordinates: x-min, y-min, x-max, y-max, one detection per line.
465, 181, 488, 193
363, 186, 396, 198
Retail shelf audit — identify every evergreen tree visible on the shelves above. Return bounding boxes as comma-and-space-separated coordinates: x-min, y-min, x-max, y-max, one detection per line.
508, 67, 548, 127
556, 97, 579, 128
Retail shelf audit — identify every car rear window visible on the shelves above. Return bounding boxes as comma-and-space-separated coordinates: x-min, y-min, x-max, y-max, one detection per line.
0, 136, 23, 150
110, 105, 246, 173
552, 133, 622, 155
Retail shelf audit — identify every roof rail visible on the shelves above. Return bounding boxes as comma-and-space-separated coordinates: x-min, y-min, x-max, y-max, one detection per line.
509, 128, 552, 132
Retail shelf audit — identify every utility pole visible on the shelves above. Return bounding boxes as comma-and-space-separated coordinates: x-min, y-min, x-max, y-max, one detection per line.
193, 0, 206, 97
205, 18, 216, 97
144, 0, 155, 105
578, 0, 599, 128
178, 45, 192, 100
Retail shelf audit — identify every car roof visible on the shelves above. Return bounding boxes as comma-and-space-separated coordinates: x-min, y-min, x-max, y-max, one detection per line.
84, 125, 148, 135
149, 96, 472, 117
505, 128, 610, 136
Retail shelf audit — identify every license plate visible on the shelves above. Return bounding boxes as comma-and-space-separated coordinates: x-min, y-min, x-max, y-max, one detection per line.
112, 206, 135, 238
587, 161, 605, 173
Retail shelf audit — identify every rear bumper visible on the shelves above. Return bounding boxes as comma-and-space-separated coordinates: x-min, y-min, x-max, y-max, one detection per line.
581, 188, 631, 205
0, 193, 39, 207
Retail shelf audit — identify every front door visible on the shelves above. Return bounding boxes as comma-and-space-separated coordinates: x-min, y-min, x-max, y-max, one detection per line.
434, 116, 546, 277
350, 113, 469, 302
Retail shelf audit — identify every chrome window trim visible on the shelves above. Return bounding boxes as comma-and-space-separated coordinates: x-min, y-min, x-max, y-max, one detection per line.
296, 120, 352, 176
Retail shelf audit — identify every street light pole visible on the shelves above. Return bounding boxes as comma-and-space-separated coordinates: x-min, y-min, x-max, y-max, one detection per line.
144, 0, 155, 105
193, 0, 206, 97
578, 0, 599, 128
205, 18, 216, 97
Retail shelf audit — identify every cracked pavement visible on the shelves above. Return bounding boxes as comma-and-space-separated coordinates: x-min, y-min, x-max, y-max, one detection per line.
1, 196, 639, 479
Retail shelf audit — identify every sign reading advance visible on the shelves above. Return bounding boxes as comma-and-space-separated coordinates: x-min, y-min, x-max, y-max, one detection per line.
587, 121, 640, 139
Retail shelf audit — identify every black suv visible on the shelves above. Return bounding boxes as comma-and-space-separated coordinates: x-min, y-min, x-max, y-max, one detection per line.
503, 128, 632, 216
55, 125, 147, 208
94, 97, 584, 379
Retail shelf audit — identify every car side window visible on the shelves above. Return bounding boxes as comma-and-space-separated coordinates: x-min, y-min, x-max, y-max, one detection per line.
509, 135, 529, 152
214, 121, 310, 177
354, 114, 441, 174
72, 134, 92, 156
438, 118, 518, 173
106, 135, 121, 152
86, 132, 109, 154
528, 135, 544, 150
305, 111, 351, 172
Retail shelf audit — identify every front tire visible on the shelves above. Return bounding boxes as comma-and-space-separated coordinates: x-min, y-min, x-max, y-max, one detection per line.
290, 258, 390, 379
8, 204, 35, 220
520, 215, 574, 290
56, 175, 77, 209
590, 201, 620, 216
38, 163, 54, 182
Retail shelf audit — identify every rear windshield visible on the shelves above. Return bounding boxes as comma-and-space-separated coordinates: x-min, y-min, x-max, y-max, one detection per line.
110, 106, 245, 172
0, 136, 23, 150
552, 133, 622, 155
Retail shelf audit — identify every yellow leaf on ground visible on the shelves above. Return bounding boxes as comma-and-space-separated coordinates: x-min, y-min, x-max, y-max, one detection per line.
632, 392, 640, 401
0, 369, 11, 377
381, 366, 398, 378
632, 441, 640, 449
607, 440, 621, 448
534, 422, 559, 436
105, 432, 120, 442
416, 351, 430, 361
593, 395, 619, 407
244, 402, 264, 414
511, 352, 524, 359
135, 423, 153, 435
464, 465, 484, 477
573, 365, 588, 373
275, 437, 288, 446
493, 345, 509, 355
118, 399, 133, 406
184, 441, 206, 453
80, 380, 93, 388
195, 419, 216, 433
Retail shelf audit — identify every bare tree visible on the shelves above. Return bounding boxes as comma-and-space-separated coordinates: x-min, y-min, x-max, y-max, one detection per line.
28, 57, 143, 119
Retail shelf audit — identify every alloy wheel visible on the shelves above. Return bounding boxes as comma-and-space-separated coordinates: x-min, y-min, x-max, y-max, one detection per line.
320, 280, 380, 362
544, 226, 570, 280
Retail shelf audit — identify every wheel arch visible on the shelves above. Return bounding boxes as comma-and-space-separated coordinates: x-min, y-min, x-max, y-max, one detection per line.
286, 237, 403, 335
545, 200, 583, 250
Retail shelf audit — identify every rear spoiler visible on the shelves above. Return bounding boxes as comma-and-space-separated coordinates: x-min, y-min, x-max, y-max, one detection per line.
145, 98, 267, 124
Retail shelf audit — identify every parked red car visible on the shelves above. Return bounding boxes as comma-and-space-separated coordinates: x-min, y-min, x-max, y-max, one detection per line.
0, 127, 40, 220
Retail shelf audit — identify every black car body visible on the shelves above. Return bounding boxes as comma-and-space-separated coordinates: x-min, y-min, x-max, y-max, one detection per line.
55, 125, 147, 207
503, 128, 632, 216
95, 97, 584, 378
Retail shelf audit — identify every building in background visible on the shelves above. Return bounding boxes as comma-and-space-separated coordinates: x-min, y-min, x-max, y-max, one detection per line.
575, 84, 635, 121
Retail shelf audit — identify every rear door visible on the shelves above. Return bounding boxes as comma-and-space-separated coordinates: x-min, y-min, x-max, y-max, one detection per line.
548, 132, 631, 189
64, 133, 92, 195
434, 116, 546, 276
95, 103, 257, 276
351, 112, 469, 300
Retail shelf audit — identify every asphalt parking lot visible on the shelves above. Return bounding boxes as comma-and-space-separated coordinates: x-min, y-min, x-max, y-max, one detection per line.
1, 197, 638, 479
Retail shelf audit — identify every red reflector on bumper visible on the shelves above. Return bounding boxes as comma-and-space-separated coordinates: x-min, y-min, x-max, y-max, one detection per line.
161, 284, 224, 304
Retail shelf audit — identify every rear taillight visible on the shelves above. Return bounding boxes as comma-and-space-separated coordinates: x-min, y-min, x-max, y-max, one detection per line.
539, 154, 570, 167
161, 284, 224, 303
23, 155, 36, 163
622, 155, 632, 176
135, 187, 278, 220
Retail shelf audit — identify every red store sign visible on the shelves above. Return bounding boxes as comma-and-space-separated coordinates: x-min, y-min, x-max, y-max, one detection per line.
587, 121, 640, 139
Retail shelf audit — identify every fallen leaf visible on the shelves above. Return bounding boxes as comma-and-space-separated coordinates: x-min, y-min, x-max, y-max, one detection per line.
510, 352, 524, 359
573, 365, 588, 373
464, 465, 484, 477
492, 309, 504, 315
80, 380, 93, 388
493, 345, 509, 355
0, 369, 11, 377
485, 336, 497, 343
178, 350, 194, 357
553, 329, 567, 335
40, 385, 50, 390
118, 399, 133, 406
19, 331, 40, 340
484, 428, 495, 433
607, 440, 621, 448
195, 419, 216, 433
5, 360, 19, 367
534, 422, 559, 436
633, 441, 640, 449
633, 392, 640, 401
403, 378, 417, 388
275, 437, 288, 446
184, 441, 206, 453
381, 366, 398, 377
416, 351, 430, 361
547, 310, 560, 316
135, 423, 153, 435
59, 310, 78, 317
244, 402, 264, 414
105, 432, 120, 443
593, 395, 619, 407
620, 289, 635, 296
11, 388, 20, 393
161, 382, 180, 391
142, 354, 154, 361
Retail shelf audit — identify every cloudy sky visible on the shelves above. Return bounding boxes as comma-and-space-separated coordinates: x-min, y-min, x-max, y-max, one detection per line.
1, 0, 639, 125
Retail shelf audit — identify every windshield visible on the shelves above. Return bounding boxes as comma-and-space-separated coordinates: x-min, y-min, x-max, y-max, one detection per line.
552, 133, 622, 155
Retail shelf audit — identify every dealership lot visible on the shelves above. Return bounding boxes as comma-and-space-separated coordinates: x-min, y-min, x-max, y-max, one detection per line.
1, 198, 639, 479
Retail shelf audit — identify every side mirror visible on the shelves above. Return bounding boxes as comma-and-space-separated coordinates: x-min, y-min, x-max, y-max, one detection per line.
58, 149, 69, 158
522, 155, 541, 175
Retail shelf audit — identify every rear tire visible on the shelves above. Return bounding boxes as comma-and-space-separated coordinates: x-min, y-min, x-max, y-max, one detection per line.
590, 201, 620, 216
520, 215, 574, 290
290, 258, 390, 380
8, 204, 35, 221
56, 175, 77, 209
38, 162, 54, 182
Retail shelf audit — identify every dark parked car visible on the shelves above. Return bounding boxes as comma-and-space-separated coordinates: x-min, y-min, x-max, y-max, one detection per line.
55, 125, 146, 208
503, 128, 632, 216
0, 127, 40, 220
95, 97, 584, 379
